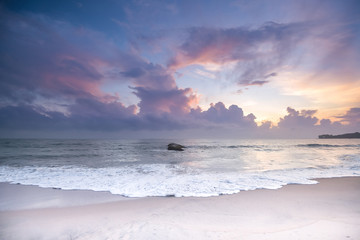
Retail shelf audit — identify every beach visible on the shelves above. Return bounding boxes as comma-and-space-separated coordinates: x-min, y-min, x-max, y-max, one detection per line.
1, 177, 359, 240
1, 0, 359, 239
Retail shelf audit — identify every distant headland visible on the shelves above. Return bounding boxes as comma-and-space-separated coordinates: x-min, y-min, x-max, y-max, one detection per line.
318, 132, 360, 139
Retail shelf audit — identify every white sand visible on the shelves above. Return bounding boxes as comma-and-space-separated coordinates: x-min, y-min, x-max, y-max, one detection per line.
0, 177, 359, 240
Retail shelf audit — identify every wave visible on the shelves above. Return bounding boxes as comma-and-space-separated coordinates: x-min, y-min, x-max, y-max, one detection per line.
191, 143, 360, 150
188, 145, 268, 149
297, 144, 360, 148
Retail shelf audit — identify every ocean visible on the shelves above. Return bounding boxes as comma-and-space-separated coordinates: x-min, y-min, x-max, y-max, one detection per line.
0, 138, 359, 197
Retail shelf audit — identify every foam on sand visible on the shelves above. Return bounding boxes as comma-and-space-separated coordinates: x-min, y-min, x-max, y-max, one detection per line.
0, 161, 359, 197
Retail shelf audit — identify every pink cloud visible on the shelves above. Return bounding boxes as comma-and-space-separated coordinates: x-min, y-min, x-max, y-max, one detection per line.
168, 23, 308, 86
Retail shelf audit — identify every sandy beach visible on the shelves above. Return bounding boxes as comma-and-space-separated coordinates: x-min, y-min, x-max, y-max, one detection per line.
0, 177, 359, 240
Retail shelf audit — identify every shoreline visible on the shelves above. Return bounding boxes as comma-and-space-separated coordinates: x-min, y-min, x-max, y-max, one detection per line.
1, 176, 360, 239
0, 175, 357, 203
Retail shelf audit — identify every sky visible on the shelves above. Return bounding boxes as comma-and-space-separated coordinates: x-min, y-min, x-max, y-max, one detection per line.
0, 0, 359, 138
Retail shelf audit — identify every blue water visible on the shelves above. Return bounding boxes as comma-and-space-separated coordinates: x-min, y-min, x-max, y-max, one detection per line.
0, 139, 359, 197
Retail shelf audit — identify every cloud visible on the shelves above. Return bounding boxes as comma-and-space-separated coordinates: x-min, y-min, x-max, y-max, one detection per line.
132, 86, 198, 116
0, 9, 112, 104
1, 102, 359, 139
0, 105, 59, 130
119, 60, 176, 90
0, 101, 257, 133
0, 7, 179, 111
0, 100, 139, 131
269, 106, 359, 138
277, 107, 319, 129
120, 67, 146, 78
0, 8, 184, 133
169, 15, 360, 96
335, 108, 360, 125
66, 98, 140, 131
168, 22, 309, 86
190, 102, 257, 128
0, 5, 358, 138
0, 8, 201, 132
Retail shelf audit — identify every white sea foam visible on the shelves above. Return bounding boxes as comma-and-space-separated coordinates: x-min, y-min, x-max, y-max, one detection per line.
0, 163, 359, 197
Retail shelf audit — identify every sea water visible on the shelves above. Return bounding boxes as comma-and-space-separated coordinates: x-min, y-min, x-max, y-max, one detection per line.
0, 139, 359, 197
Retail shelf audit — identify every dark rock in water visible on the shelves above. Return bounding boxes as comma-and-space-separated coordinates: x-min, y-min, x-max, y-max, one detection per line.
167, 143, 185, 151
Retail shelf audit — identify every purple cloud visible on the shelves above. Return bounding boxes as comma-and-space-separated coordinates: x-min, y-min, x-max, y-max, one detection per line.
269, 107, 358, 138
119, 60, 176, 91
189, 102, 257, 128
0, 9, 109, 104
277, 107, 319, 129
132, 86, 197, 116
0, 8, 200, 133
335, 108, 360, 125
0, 8, 182, 115
169, 22, 309, 86
0, 105, 69, 130
1, 102, 359, 138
